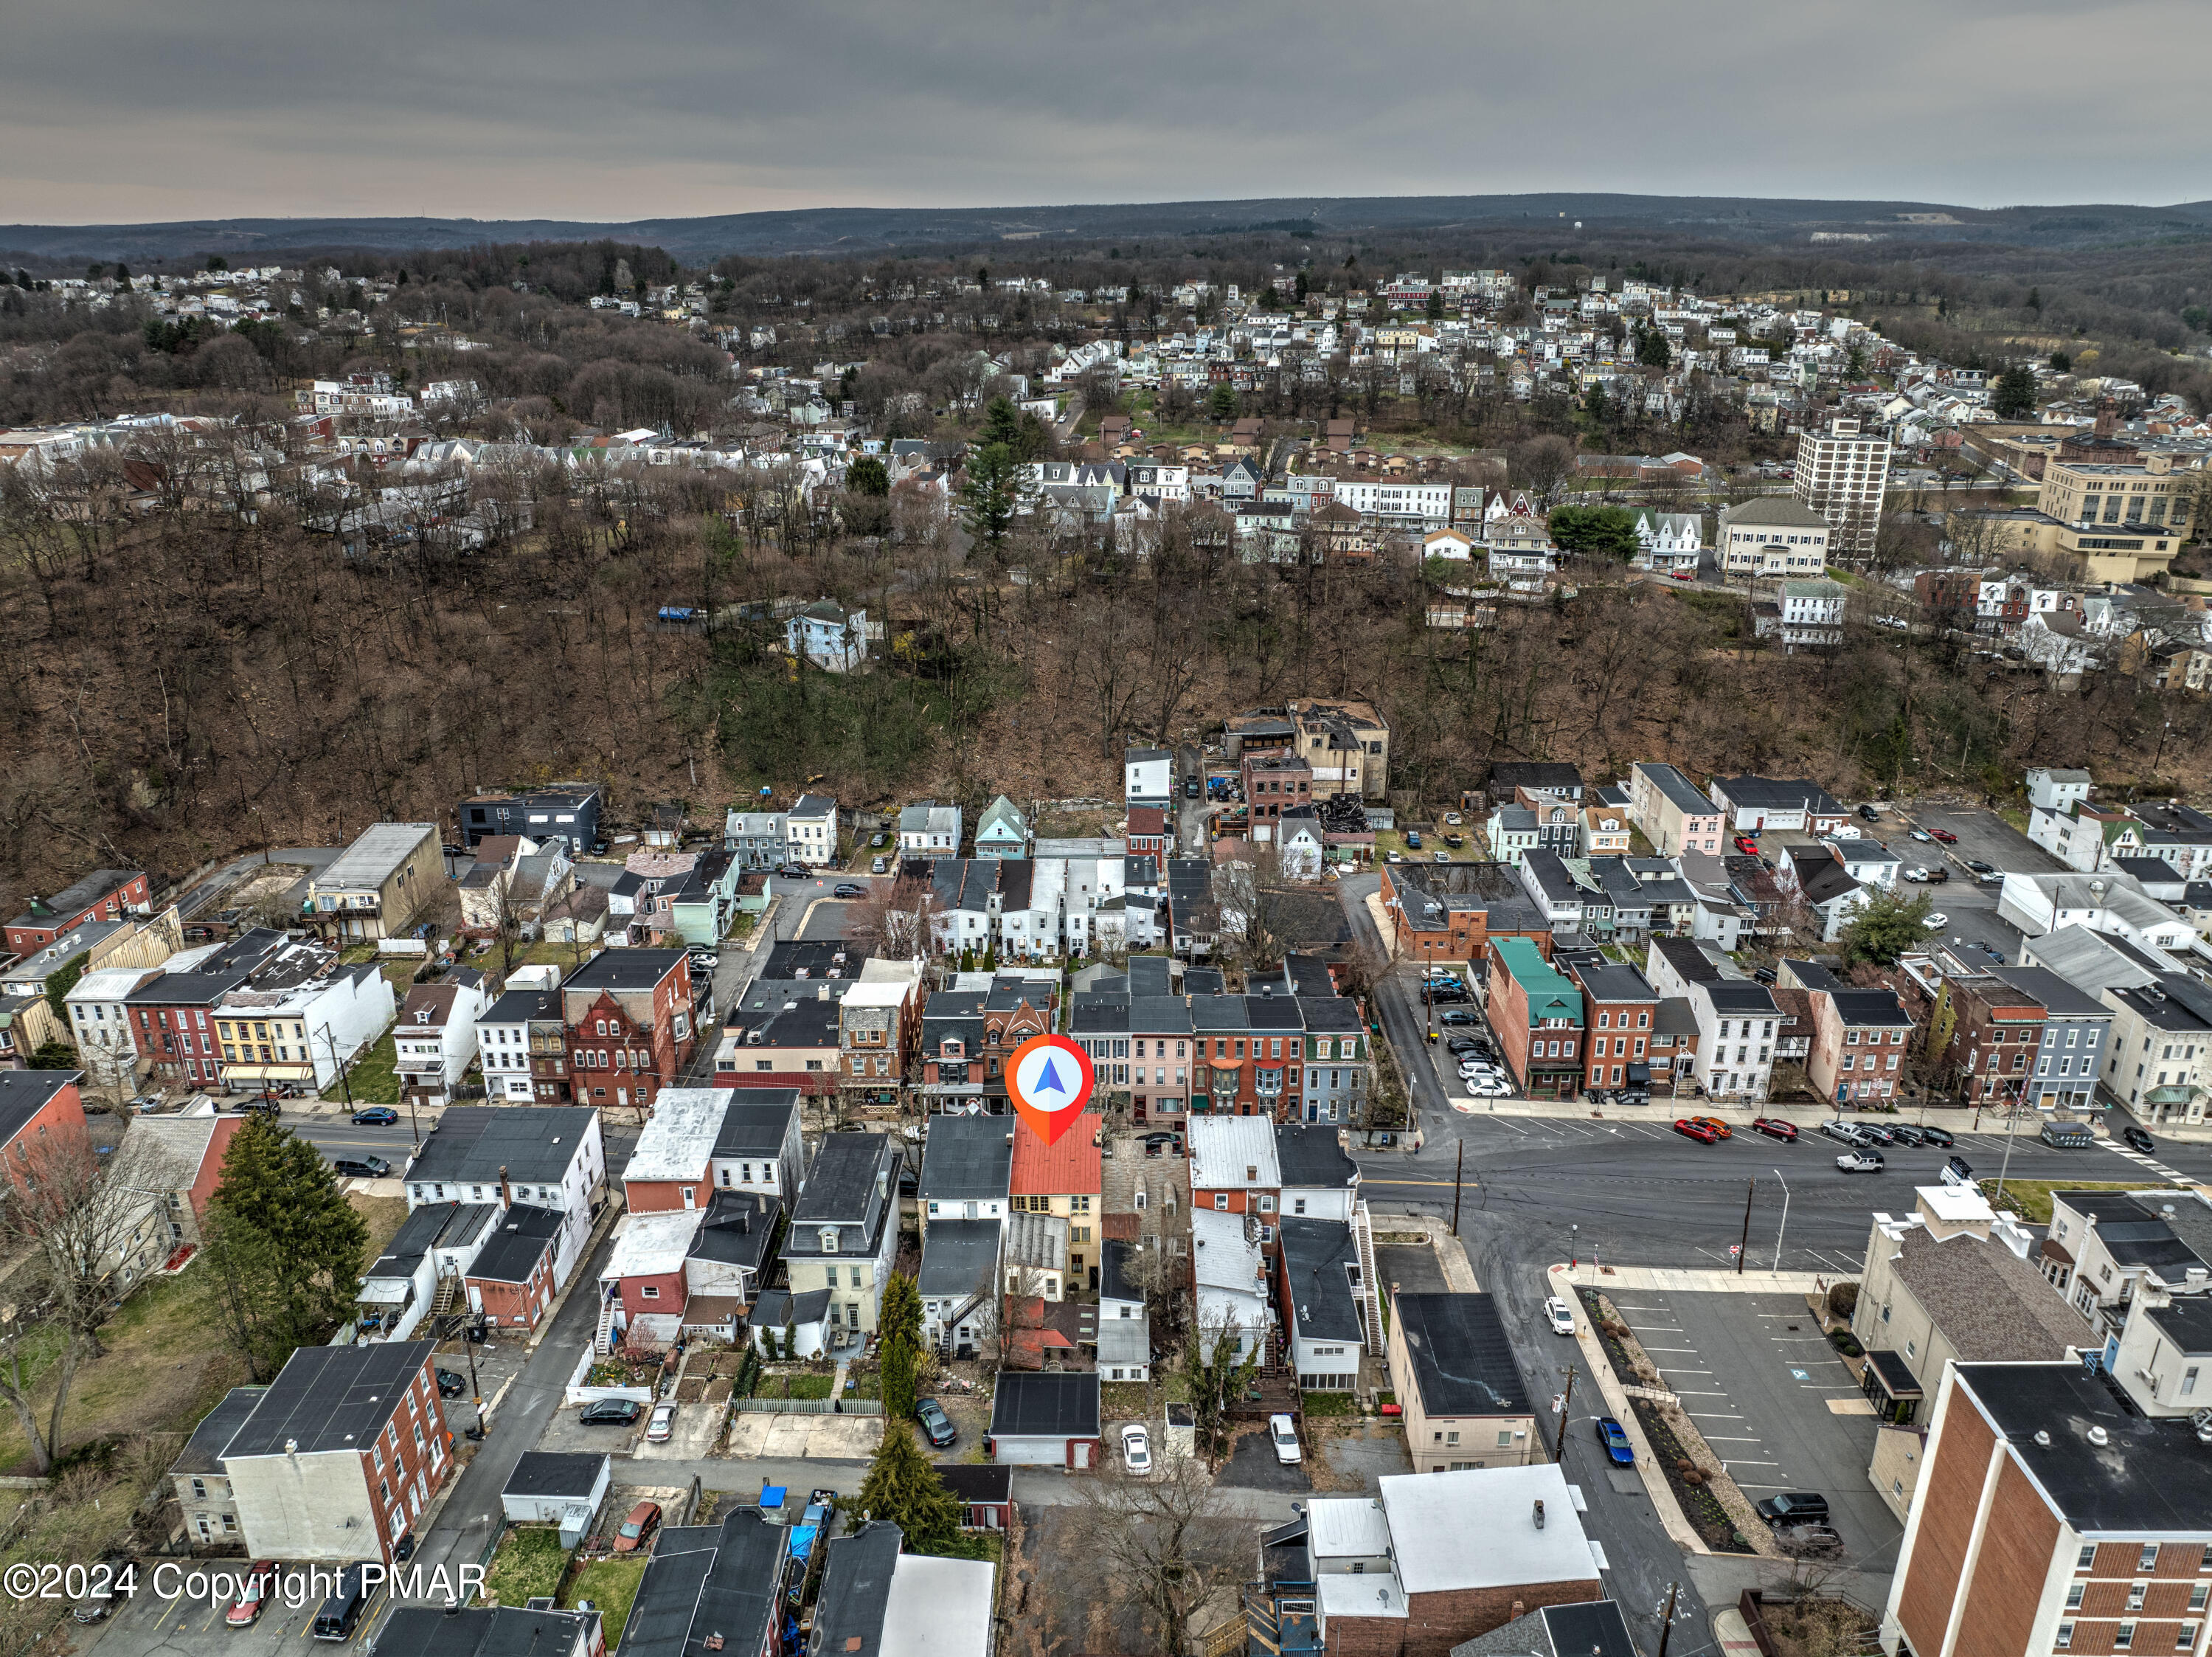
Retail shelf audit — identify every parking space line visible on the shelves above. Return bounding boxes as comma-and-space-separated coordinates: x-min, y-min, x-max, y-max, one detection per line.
1686, 1413, 1742, 1420
1724, 1459, 1780, 1467
1640, 1346, 1696, 1353
1657, 1367, 1711, 1374
1674, 1389, 1730, 1395
1704, 1435, 1764, 1442
1737, 1482, 1791, 1490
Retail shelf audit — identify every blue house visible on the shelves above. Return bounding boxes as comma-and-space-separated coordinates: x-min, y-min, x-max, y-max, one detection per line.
976, 796, 1030, 860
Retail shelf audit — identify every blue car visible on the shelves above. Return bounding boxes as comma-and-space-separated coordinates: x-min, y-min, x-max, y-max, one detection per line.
1596, 1417, 1634, 1467
351, 1107, 399, 1127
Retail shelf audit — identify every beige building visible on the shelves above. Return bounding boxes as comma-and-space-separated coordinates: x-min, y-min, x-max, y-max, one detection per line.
308, 823, 444, 941
1794, 415, 1891, 556
1718, 494, 1833, 577
2037, 452, 2194, 536
1386, 1289, 1540, 1473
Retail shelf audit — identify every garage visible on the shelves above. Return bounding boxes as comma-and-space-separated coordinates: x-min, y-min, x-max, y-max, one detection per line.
986, 1373, 1100, 1467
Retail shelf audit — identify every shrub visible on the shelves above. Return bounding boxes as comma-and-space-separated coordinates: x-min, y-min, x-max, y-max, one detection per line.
1826, 1281, 1859, 1319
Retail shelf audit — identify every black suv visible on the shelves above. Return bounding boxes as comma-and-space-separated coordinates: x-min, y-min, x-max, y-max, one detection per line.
580, 1398, 642, 1426
332, 1155, 392, 1179
1755, 1492, 1831, 1526
436, 1369, 468, 1398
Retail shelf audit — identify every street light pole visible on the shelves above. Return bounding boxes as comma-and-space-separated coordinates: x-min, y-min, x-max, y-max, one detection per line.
1772, 1169, 1792, 1273
1736, 1177, 1753, 1275
1553, 1364, 1578, 1462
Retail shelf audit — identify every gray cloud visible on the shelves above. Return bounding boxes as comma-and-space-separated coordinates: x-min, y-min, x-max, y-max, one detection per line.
5, 0, 2208, 224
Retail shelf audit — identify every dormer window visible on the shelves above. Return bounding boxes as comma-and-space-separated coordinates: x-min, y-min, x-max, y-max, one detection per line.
821, 1227, 840, 1253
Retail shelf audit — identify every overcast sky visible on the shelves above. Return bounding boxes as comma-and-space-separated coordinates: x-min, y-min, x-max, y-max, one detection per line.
7, 0, 2208, 225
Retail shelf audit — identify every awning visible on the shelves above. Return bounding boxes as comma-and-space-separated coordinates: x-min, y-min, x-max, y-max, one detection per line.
1626, 1062, 1651, 1084
1865, 1349, 1924, 1399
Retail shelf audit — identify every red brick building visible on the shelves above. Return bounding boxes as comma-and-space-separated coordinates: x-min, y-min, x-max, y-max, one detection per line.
1243, 755, 1314, 841
462, 1204, 566, 1331
5, 869, 149, 955
1562, 957, 1659, 1096
0, 1070, 91, 1196
1126, 807, 1171, 857
561, 949, 696, 1115
1487, 938, 1584, 1100
1380, 862, 1552, 966
1882, 1362, 2212, 1657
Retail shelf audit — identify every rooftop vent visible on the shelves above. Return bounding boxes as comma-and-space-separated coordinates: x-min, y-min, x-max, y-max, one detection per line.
2087, 1425, 2110, 1447
2034, 1430, 2051, 1446
1532, 1500, 1545, 1529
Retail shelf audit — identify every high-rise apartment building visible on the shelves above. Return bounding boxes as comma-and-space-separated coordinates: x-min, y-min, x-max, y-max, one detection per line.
1795, 415, 1892, 557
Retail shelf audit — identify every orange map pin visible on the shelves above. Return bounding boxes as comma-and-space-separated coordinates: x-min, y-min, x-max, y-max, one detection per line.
1008, 1034, 1095, 1146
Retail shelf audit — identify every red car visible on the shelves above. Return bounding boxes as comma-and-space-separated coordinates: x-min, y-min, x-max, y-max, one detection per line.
1928, 828, 1958, 844
1673, 1118, 1720, 1144
614, 1499, 662, 1554
225, 1563, 280, 1627
1733, 835, 1761, 857
1751, 1116, 1799, 1142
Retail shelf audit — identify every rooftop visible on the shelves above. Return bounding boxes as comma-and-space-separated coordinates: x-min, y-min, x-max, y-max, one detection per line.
1885, 1225, 2096, 1363
406, 1106, 595, 1188
1190, 1116, 1281, 1189
988, 1371, 1100, 1439
1010, 1116, 1102, 1197
316, 822, 435, 890
920, 1113, 1015, 1202
222, 1340, 437, 1458
917, 1218, 1001, 1300
1952, 1361, 2212, 1532
564, 948, 687, 993
502, 1450, 608, 1499
790, 1132, 900, 1225
1393, 1293, 1536, 1418
1380, 1464, 1598, 1594
1275, 1123, 1358, 1190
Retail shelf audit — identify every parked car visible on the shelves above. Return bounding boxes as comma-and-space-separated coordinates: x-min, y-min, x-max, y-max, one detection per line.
580, 1397, 642, 1426
1444, 833, 1464, 847
1857, 804, 1882, 822
1687, 1115, 1733, 1139
1856, 1122, 1896, 1146
777, 862, 808, 878
2123, 1125, 2157, 1153
647, 1402, 678, 1443
915, 1397, 957, 1448
1929, 828, 1958, 844
1432, 849, 1449, 862
869, 832, 887, 848
1924, 912, 1948, 930
1965, 859, 1996, 876
1734, 835, 1762, 857
1941, 1155, 1975, 1187
351, 1106, 398, 1127
1909, 829, 1934, 843
1673, 1118, 1720, 1144
1903, 867, 1929, 883
1595, 1417, 1635, 1467
1269, 1414, 1303, 1465
1121, 1422, 1153, 1476
436, 1369, 467, 1398
332, 1155, 392, 1180
614, 1500, 662, 1554
1755, 1492, 1832, 1526
1887, 1124, 1925, 1146
1750, 1117, 1798, 1142
834, 883, 867, 899
1776, 1523, 1845, 1558
1820, 1120, 1870, 1146
1443, 812, 1463, 826
226, 1563, 281, 1627
1836, 1150, 1885, 1173
1753, 966, 1778, 984
1544, 1297, 1575, 1336
1405, 831, 1423, 850
1386, 851, 1404, 863
1916, 1124, 1955, 1148
1438, 1008, 1483, 1025
1446, 1037, 1486, 1054
872, 856, 889, 874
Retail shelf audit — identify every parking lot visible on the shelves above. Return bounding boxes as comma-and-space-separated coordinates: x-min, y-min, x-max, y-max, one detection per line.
1611, 1289, 1902, 1582
87, 1561, 401, 1657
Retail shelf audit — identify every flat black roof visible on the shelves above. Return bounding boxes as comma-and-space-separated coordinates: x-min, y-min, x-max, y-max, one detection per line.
380, 1605, 600, 1657
1539, 1600, 1639, 1657
467, 1203, 565, 1284
920, 1113, 1015, 1201
1392, 1292, 1533, 1418
1278, 1218, 1363, 1343
918, 1219, 1001, 1299
173, 1386, 266, 1475
690, 1191, 780, 1270
814, 1521, 901, 1657
223, 1340, 437, 1458
990, 1371, 1100, 1438
406, 1106, 595, 1187
791, 1132, 898, 1225
712, 1093, 799, 1159
1955, 1361, 2212, 1532
1275, 1124, 1357, 1190
502, 1450, 608, 1499
564, 948, 687, 991
935, 1462, 1011, 1504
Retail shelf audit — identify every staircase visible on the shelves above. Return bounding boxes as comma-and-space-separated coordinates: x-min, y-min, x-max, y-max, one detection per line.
937, 1290, 991, 1356
430, 1272, 462, 1318
595, 1287, 622, 1355
1351, 1200, 1386, 1356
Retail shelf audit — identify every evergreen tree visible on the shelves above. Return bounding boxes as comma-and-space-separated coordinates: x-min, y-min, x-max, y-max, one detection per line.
198, 1118, 370, 1380
1840, 885, 1936, 969
856, 1422, 963, 1552
1990, 365, 2039, 421
2050, 351, 2072, 373
846, 457, 890, 497
878, 1272, 923, 1422
1207, 383, 1240, 423
1183, 1319, 1261, 1467
1635, 325, 1672, 369
977, 395, 1022, 450
1582, 382, 1606, 422
113, 263, 131, 286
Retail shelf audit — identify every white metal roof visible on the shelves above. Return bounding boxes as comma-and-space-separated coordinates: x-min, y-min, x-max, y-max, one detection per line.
879, 1555, 996, 1657
315, 823, 436, 891
620, 1089, 726, 1183
1307, 1495, 1393, 1560
1189, 1115, 1281, 1189
601, 1211, 697, 1279
1379, 1464, 1598, 1594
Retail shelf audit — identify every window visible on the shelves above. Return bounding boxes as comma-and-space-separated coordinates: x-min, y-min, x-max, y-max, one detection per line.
2119, 1625, 2136, 1651
2196, 1588, 2211, 1613
2146, 1546, 2164, 1573
2067, 1585, 2085, 1611
2180, 1627, 2199, 1653
2132, 1585, 2150, 1611
1497, 1430, 1513, 1448
2057, 1627, 2074, 1650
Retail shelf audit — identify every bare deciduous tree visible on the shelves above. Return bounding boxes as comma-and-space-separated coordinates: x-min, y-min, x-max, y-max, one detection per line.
1078, 1453, 1250, 1657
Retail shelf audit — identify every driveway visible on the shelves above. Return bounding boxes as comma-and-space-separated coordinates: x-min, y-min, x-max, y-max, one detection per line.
724, 1411, 883, 1461
1216, 1425, 1311, 1492
633, 1396, 724, 1461
1611, 1289, 1902, 1585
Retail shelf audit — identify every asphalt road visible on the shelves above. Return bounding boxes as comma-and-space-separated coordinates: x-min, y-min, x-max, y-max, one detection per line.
1357, 1112, 2212, 1273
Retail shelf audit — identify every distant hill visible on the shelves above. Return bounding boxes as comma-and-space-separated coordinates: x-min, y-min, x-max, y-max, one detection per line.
7, 192, 2212, 265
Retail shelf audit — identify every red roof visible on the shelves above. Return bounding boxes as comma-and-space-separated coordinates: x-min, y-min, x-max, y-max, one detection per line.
1010, 1121, 1103, 1197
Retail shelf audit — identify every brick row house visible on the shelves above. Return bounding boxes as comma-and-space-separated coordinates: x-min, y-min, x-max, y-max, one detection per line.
5, 868, 149, 955
560, 949, 696, 1115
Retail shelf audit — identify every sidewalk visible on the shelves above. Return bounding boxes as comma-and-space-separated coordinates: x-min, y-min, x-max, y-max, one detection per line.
1551, 1261, 1828, 1294
1449, 1093, 2212, 1142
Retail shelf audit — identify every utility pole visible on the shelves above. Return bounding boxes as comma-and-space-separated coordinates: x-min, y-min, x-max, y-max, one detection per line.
1656, 1582, 1681, 1657
1553, 1364, 1577, 1462
1736, 1177, 1753, 1276
1451, 1141, 1464, 1236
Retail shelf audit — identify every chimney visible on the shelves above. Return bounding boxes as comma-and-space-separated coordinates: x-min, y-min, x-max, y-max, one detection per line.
2095, 397, 2118, 439
499, 1165, 512, 1208
1531, 1501, 1544, 1529
1512, 1600, 1526, 1621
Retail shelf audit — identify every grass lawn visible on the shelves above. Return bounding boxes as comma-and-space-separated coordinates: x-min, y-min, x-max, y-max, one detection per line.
1302, 1391, 1357, 1417
0, 1263, 245, 1476
339, 1032, 402, 1104
783, 1372, 836, 1400
484, 1526, 571, 1608
564, 1557, 647, 1646
353, 1192, 411, 1256
1998, 808, 2030, 834
1980, 1177, 2139, 1224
